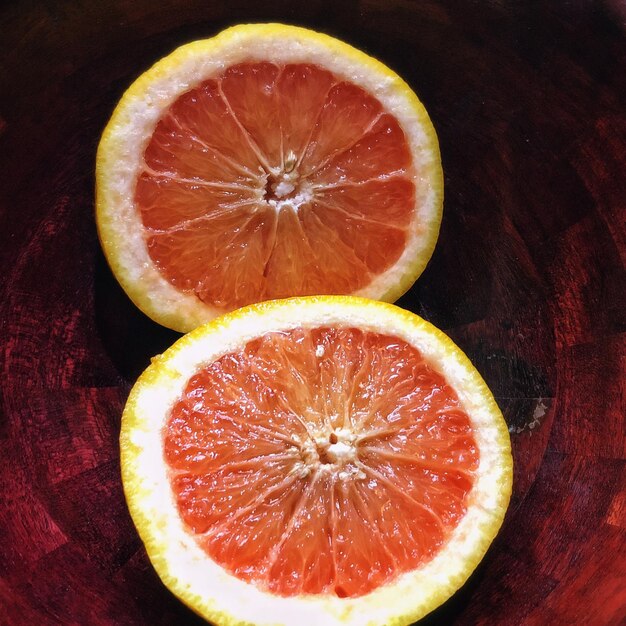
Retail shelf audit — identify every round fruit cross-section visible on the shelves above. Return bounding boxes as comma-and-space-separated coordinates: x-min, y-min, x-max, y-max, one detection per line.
121, 296, 512, 626
96, 24, 443, 332
166, 326, 479, 598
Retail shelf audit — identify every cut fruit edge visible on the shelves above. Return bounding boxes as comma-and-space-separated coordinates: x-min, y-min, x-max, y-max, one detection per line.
96, 23, 444, 332
120, 296, 512, 626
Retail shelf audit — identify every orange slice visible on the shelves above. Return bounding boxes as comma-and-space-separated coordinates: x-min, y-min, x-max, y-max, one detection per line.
96, 24, 443, 332
121, 296, 512, 625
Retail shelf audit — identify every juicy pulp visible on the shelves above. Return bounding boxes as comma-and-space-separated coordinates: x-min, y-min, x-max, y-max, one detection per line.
164, 327, 479, 598
136, 63, 415, 310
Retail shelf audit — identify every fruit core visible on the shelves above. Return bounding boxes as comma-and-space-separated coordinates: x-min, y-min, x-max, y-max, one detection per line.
262, 152, 311, 206
164, 326, 479, 598
136, 62, 416, 310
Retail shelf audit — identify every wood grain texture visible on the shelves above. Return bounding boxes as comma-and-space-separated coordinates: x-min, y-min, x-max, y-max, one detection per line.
0, 1, 624, 624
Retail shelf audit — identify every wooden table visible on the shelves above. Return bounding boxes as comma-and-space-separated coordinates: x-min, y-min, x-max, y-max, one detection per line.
1, 1, 624, 624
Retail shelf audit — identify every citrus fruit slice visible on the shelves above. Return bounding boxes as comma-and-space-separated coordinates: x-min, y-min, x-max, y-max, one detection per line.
121, 296, 512, 626
96, 24, 443, 332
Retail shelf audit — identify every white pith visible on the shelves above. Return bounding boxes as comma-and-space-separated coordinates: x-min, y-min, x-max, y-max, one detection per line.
121, 297, 512, 626
286, 427, 364, 480
96, 24, 443, 332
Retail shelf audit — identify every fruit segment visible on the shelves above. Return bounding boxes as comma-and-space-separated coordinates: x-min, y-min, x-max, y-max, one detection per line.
277, 64, 335, 163
164, 327, 479, 597
136, 173, 260, 230
299, 81, 383, 176
164, 78, 262, 175
303, 202, 406, 275
146, 209, 277, 309
308, 114, 412, 185
220, 63, 284, 170
136, 63, 415, 311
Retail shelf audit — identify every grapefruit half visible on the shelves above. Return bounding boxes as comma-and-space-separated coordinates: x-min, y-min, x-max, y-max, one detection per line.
121, 296, 512, 626
96, 24, 443, 332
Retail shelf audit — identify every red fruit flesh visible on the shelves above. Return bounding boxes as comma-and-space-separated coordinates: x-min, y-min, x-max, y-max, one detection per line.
164, 327, 479, 597
137, 64, 415, 311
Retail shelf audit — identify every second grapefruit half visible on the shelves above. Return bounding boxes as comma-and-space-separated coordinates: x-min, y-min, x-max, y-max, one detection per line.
121, 296, 512, 626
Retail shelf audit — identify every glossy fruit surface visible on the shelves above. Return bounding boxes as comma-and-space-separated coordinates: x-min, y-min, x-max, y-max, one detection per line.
121, 296, 512, 626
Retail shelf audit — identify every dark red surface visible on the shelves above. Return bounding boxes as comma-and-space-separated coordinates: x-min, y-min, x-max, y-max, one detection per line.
0, 1, 624, 625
